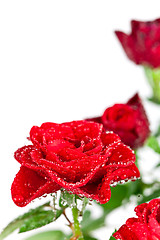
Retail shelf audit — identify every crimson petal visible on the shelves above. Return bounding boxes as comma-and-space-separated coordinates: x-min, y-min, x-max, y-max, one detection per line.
70, 120, 103, 140
11, 166, 60, 207
101, 132, 121, 147
115, 31, 139, 64
14, 145, 42, 165
107, 143, 135, 167
30, 122, 74, 149
113, 224, 139, 240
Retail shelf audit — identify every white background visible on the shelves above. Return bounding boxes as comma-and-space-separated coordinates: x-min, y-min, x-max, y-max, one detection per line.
0, 1, 160, 239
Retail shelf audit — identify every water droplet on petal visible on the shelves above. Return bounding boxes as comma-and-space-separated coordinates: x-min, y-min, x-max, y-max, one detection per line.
13, 195, 24, 202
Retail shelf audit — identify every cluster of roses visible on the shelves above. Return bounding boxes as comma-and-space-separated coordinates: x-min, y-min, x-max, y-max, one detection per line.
11, 18, 160, 240
11, 93, 148, 207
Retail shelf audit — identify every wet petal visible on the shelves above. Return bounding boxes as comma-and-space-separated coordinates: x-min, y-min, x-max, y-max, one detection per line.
11, 166, 60, 207
69, 182, 100, 201
101, 131, 121, 147
69, 120, 103, 140
30, 122, 74, 149
107, 143, 136, 167
96, 164, 140, 204
114, 198, 160, 240
148, 217, 160, 238
113, 224, 139, 240
14, 145, 42, 165
97, 179, 111, 204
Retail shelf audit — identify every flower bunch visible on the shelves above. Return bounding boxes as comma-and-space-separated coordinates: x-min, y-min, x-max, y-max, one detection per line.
12, 121, 139, 207
1, 17, 160, 240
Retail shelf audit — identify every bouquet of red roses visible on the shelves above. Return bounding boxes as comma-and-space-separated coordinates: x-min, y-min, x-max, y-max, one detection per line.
1, 17, 160, 240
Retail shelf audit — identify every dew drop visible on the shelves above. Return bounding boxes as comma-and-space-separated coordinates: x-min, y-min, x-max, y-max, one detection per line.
110, 182, 118, 187
13, 195, 24, 202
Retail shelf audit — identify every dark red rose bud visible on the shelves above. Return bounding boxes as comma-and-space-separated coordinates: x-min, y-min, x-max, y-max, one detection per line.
113, 199, 160, 240
86, 93, 150, 149
115, 18, 160, 68
11, 120, 139, 207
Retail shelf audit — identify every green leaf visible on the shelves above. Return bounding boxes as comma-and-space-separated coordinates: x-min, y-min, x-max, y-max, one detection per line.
146, 136, 160, 154
19, 209, 62, 233
81, 210, 105, 234
138, 187, 160, 204
0, 202, 63, 240
109, 235, 116, 240
109, 230, 117, 240
24, 230, 65, 240
0, 218, 24, 240
17, 202, 51, 220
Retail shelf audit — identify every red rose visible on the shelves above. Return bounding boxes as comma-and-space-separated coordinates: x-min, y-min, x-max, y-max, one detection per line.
113, 199, 160, 240
115, 18, 160, 68
11, 121, 139, 207
86, 94, 150, 149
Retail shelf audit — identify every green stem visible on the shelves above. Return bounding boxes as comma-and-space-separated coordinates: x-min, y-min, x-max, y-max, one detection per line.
144, 66, 160, 104
70, 200, 84, 240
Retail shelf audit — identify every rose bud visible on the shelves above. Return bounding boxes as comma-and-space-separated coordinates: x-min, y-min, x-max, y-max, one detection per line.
86, 93, 150, 149
113, 199, 160, 240
115, 18, 160, 103
11, 120, 140, 207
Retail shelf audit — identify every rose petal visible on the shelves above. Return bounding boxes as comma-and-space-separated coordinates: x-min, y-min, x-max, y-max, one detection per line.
43, 151, 111, 190
14, 145, 42, 165
126, 219, 149, 240
149, 217, 160, 238
115, 31, 139, 64
107, 143, 135, 167
135, 203, 148, 222
11, 166, 60, 207
70, 182, 100, 201
101, 132, 121, 147
109, 164, 140, 183
113, 224, 139, 240
97, 178, 111, 204
69, 120, 103, 140
30, 122, 74, 149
